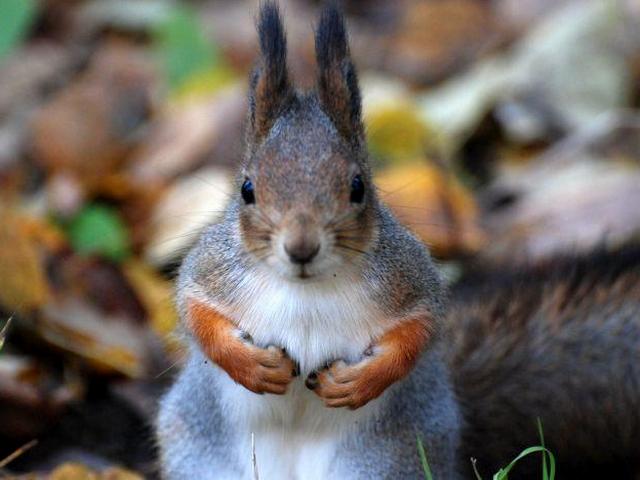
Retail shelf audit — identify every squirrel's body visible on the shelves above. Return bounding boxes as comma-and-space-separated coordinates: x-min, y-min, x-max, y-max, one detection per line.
159, 206, 461, 479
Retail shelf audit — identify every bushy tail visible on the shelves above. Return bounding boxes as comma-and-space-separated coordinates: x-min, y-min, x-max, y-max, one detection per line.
446, 246, 640, 479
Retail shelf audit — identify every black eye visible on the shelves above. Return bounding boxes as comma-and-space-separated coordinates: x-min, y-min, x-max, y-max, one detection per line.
350, 174, 365, 203
241, 178, 255, 204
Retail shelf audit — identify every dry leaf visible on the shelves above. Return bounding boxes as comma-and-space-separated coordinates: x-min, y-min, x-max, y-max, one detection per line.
143, 166, 232, 267
121, 259, 180, 353
39, 298, 149, 378
0, 211, 50, 314
376, 162, 485, 257
30, 42, 155, 199
49, 463, 100, 480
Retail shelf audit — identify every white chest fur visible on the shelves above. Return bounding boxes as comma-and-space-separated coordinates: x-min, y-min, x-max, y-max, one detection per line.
228, 267, 387, 373
209, 268, 390, 479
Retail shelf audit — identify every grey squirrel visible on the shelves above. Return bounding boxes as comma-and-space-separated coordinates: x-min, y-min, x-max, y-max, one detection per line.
156, 3, 640, 479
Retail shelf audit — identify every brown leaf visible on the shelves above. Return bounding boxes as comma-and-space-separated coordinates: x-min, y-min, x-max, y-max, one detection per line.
38, 297, 149, 378
30, 42, 156, 200
121, 259, 180, 353
0, 355, 82, 439
386, 0, 499, 85
48, 463, 99, 480
376, 162, 485, 257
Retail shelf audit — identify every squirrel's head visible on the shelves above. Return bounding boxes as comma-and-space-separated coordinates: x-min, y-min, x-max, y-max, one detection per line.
236, 2, 376, 281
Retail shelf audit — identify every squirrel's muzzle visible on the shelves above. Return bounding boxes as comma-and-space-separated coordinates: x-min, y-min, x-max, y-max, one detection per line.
285, 241, 320, 265
282, 213, 321, 266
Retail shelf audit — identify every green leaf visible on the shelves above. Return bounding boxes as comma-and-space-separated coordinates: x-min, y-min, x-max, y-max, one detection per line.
154, 5, 219, 91
0, 0, 38, 61
67, 204, 131, 262
416, 434, 434, 480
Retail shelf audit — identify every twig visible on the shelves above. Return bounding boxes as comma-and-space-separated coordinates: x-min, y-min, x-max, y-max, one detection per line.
0, 439, 38, 469
0, 315, 13, 352
251, 432, 259, 480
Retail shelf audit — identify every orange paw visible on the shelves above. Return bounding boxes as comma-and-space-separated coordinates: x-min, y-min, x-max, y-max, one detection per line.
306, 355, 392, 409
186, 300, 298, 395
229, 341, 298, 395
306, 318, 433, 409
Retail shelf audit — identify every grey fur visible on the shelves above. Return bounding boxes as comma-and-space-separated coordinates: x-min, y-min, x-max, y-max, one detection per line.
447, 251, 640, 479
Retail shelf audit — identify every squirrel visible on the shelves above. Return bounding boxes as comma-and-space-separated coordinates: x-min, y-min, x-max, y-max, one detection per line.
156, 3, 640, 480
156, 3, 460, 479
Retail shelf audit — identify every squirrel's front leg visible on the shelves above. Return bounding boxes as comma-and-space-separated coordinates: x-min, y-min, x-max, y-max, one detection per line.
186, 299, 298, 394
306, 315, 433, 409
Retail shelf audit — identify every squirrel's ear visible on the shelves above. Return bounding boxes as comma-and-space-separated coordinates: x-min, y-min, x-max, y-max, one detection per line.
248, 2, 293, 144
315, 3, 363, 144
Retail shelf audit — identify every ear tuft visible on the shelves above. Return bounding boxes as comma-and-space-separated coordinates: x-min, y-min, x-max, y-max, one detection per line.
248, 2, 293, 144
315, 2, 363, 144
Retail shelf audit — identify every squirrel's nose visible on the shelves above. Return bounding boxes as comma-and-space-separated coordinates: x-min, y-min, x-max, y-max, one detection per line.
285, 241, 320, 265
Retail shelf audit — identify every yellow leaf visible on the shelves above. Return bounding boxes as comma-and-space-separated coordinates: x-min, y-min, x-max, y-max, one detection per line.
122, 259, 180, 353
0, 211, 50, 313
376, 162, 485, 257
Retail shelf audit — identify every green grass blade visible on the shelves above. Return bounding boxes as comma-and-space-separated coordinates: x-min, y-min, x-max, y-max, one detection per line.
493, 446, 556, 480
537, 418, 555, 480
537, 418, 547, 480
416, 434, 433, 480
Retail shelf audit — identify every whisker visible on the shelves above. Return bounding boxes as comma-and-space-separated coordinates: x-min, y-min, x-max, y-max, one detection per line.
255, 209, 276, 229
335, 235, 368, 242
326, 210, 357, 229
335, 243, 368, 255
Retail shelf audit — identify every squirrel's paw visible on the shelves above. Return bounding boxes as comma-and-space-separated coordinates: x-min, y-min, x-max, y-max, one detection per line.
305, 354, 390, 410
228, 340, 298, 395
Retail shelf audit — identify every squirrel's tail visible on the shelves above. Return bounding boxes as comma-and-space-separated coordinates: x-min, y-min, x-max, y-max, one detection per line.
447, 245, 640, 479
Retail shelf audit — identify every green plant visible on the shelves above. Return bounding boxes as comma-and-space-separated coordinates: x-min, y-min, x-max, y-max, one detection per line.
418, 419, 556, 480
416, 434, 433, 480
0, 0, 38, 61
153, 5, 220, 92
66, 203, 131, 262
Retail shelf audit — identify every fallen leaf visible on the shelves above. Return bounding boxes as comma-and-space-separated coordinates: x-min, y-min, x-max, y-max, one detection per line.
39, 297, 149, 378
49, 463, 99, 480
376, 162, 485, 257
0, 210, 50, 314
385, 0, 498, 85
121, 259, 179, 353
143, 166, 232, 267
0, 354, 82, 439
30, 42, 155, 199
481, 111, 640, 263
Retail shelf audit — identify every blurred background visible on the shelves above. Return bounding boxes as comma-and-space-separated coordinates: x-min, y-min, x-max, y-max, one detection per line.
0, 0, 639, 477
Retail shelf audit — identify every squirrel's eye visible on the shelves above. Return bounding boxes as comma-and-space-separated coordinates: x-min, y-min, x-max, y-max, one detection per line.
241, 178, 255, 204
350, 174, 365, 203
